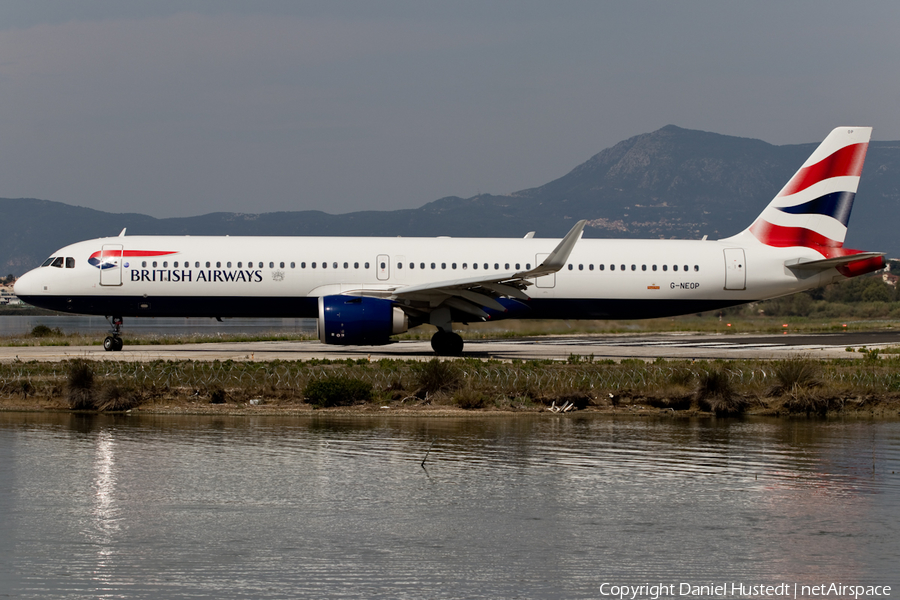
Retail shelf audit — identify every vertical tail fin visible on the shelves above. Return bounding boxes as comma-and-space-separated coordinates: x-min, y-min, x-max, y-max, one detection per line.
726, 127, 871, 254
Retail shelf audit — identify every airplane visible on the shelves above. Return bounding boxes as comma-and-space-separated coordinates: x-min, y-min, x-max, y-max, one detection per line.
14, 126, 885, 355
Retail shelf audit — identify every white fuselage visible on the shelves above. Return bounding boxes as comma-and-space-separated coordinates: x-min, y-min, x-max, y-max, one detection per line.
14, 234, 838, 321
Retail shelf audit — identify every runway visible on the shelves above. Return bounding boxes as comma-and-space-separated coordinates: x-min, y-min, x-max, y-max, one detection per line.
2, 330, 898, 363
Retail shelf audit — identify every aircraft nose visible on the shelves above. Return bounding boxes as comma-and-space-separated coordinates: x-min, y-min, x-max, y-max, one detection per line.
13, 269, 41, 298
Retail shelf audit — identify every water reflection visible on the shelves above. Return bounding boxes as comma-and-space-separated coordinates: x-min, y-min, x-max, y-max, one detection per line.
0, 413, 897, 599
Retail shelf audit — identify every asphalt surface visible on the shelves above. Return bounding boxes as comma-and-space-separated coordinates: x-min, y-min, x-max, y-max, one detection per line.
2, 330, 899, 363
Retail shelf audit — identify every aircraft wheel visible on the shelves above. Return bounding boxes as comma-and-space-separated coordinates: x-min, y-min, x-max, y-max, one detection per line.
112, 337, 124, 351
431, 331, 464, 356
103, 336, 116, 352
448, 332, 464, 355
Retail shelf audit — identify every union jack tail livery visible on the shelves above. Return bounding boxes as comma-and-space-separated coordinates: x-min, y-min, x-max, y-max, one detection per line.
734, 127, 870, 251
724, 127, 884, 277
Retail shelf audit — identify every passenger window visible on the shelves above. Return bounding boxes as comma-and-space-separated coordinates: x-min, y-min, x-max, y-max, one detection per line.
610, 264, 615, 271
226, 262, 230, 268
526, 264, 531, 269
365, 262, 370, 269
684, 265, 688, 272
281, 262, 286, 269
441, 263, 446, 269
620, 264, 625, 271
579, 264, 584, 271
694, 265, 699, 272
589, 264, 594, 271
354, 262, 359, 269
505, 263, 510, 270
174, 261, 179, 268
452, 263, 457, 270
163, 261, 168, 268
42, 257, 55, 267
312, 262, 317, 268
206, 262, 211, 268
66, 257, 75, 268
420, 263, 425, 269
462, 263, 467, 269
652, 265, 657, 271
323, 262, 328, 269
431, 263, 436, 269
599, 264, 605, 271
153, 261, 158, 268
291, 262, 295, 268
301, 262, 306, 268
663, 265, 668, 271
515, 263, 520, 270
494, 263, 499, 270
631, 265, 636, 271
673, 265, 678, 271
237, 262, 243, 268
568, 265, 573, 270
397, 262, 403, 269
195, 262, 200, 268
142, 261, 147, 268
217, 262, 222, 268
641, 265, 646, 271
343, 262, 348, 269
484, 263, 488, 270
472, 263, 477, 270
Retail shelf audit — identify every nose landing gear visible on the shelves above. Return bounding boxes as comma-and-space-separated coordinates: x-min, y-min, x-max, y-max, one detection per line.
103, 316, 124, 352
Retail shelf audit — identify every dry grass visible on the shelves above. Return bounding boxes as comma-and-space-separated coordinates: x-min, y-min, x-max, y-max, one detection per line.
3, 356, 900, 416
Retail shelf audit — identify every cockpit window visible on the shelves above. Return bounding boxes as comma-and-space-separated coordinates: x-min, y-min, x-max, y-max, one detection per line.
51, 257, 64, 268
41, 257, 55, 267
65, 257, 75, 268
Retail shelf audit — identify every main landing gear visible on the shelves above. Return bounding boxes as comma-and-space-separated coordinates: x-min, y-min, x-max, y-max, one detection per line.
431, 330, 464, 356
428, 307, 464, 356
103, 316, 124, 352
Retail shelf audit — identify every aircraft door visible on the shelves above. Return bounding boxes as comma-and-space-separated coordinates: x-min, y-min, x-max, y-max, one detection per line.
99, 244, 123, 286
534, 253, 556, 288
723, 248, 746, 290
376, 254, 390, 281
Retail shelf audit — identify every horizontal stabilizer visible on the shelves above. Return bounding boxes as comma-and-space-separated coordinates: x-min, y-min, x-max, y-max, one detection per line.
785, 252, 885, 271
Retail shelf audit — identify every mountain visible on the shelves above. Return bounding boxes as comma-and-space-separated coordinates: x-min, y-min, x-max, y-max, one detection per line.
3, 125, 899, 275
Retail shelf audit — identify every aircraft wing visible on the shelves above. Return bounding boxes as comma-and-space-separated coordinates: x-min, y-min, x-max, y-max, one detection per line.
344, 220, 586, 319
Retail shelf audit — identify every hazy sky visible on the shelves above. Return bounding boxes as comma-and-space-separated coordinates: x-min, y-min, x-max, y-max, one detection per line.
1, 1, 898, 218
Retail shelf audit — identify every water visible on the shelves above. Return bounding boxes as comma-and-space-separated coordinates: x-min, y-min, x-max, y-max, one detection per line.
0, 315, 316, 336
0, 414, 898, 599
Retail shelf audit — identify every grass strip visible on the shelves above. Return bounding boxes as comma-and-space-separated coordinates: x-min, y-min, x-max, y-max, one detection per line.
2, 355, 899, 417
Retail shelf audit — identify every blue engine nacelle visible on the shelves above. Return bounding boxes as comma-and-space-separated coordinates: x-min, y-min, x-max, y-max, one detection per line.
317, 295, 409, 345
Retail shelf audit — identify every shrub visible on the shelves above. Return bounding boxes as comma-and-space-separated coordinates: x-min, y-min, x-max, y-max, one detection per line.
770, 356, 821, 395
209, 387, 227, 404
782, 387, 832, 415
412, 359, 461, 395
32, 324, 61, 338
453, 387, 489, 409
95, 382, 142, 412
305, 376, 373, 407
695, 367, 747, 416
66, 360, 95, 410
